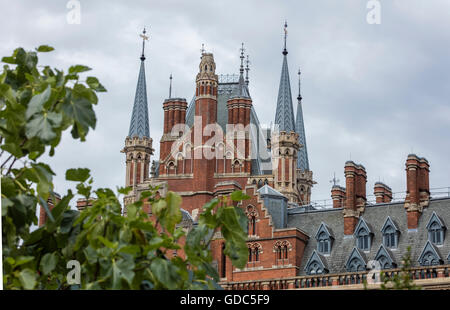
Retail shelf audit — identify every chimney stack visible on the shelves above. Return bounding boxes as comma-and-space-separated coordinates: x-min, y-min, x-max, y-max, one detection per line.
404, 154, 430, 229
331, 185, 346, 208
343, 161, 367, 235
374, 182, 393, 204
76, 198, 93, 211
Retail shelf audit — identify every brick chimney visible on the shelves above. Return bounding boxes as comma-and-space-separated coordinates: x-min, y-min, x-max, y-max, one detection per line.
76, 198, 93, 211
331, 185, 346, 208
343, 161, 367, 235
374, 182, 393, 203
38, 193, 61, 226
404, 154, 430, 229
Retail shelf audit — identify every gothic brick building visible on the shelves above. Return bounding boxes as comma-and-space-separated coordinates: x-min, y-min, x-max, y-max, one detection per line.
53, 25, 450, 289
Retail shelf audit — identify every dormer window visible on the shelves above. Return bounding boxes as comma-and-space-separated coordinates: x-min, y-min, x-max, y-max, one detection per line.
318, 232, 330, 254
357, 228, 370, 251
354, 217, 372, 251
315, 223, 334, 255
426, 212, 446, 245
381, 217, 399, 249
304, 251, 328, 275
345, 248, 366, 272
418, 241, 443, 266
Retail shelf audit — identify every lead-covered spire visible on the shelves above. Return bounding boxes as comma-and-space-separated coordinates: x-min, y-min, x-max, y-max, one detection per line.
274, 22, 295, 133
296, 69, 310, 170
128, 28, 150, 138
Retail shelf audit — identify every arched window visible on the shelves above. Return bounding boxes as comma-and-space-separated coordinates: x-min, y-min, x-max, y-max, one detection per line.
383, 226, 397, 248
248, 243, 262, 264
374, 245, 396, 269
345, 248, 366, 272
221, 243, 226, 278
426, 212, 446, 245
429, 222, 443, 245
274, 241, 291, 264
381, 217, 399, 249
418, 241, 442, 266
354, 218, 372, 251
348, 258, 365, 272
318, 232, 330, 254
422, 252, 439, 266
356, 228, 370, 251
251, 216, 256, 235
304, 251, 328, 275
245, 206, 258, 236
315, 223, 333, 255
277, 246, 282, 260
307, 262, 323, 275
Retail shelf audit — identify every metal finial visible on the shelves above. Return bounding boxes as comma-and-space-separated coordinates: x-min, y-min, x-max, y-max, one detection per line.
140, 27, 149, 61
245, 54, 250, 85
200, 43, 205, 57
329, 172, 340, 186
169, 74, 173, 99
239, 43, 245, 74
283, 21, 288, 55
297, 68, 302, 101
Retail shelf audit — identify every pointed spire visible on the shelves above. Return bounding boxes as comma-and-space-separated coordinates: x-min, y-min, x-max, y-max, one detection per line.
245, 54, 250, 85
128, 29, 150, 138
274, 22, 295, 133
296, 69, 310, 170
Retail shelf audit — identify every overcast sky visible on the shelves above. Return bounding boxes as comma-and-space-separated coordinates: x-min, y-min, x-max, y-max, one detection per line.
1, 0, 450, 208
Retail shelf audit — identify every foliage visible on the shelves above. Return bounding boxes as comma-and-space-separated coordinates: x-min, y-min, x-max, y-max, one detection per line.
380, 246, 421, 290
1, 46, 249, 289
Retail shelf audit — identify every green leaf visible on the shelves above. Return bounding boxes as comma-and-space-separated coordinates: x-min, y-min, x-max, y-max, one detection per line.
68, 65, 91, 74
36, 45, 54, 52
18, 269, 37, 290
0, 142, 24, 158
219, 206, 248, 268
112, 257, 135, 289
150, 258, 179, 290
230, 190, 250, 202
14, 256, 34, 267
86, 76, 107, 92
65, 168, 91, 182
62, 95, 96, 139
25, 111, 62, 143
98, 236, 118, 249
40, 253, 58, 275
160, 192, 182, 234
25, 85, 51, 120
60, 210, 79, 233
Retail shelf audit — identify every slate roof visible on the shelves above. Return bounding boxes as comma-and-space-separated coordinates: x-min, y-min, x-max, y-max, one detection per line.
287, 197, 450, 275
128, 60, 150, 138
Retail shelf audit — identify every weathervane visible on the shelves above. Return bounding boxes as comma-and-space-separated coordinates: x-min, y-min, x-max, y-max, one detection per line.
169, 74, 173, 99
297, 68, 302, 101
283, 21, 288, 55
140, 27, 149, 61
329, 172, 340, 186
